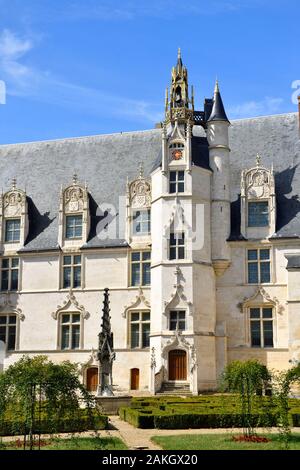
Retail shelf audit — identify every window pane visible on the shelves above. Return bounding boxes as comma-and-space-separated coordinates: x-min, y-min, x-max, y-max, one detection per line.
179, 311, 185, 319
169, 182, 176, 193
131, 312, 140, 322
5, 219, 20, 242
0, 326, 6, 342
248, 250, 258, 261
263, 321, 273, 347
11, 270, 18, 291
260, 249, 270, 260
142, 323, 150, 348
178, 320, 186, 330
170, 319, 178, 330
178, 246, 185, 259
251, 321, 261, 347
1, 271, 9, 291
178, 182, 184, 193
131, 264, 140, 286
248, 262, 258, 283
170, 233, 176, 246
0, 316, 6, 324
61, 314, 70, 323
11, 258, 19, 268
131, 323, 139, 348
73, 266, 81, 288
63, 267, 71, 288
142, 262, 151, 286
170, 171, 176, 182
250, 308, 260, 319
63, 256, 72, 266
263, 308, 272, 318
8, 315, 16, 325
131, 252, 140, 262
170, 311, 177, 320
142, 252, 151, 261
142, 312, 150, 321
248, 201, 269, 227
74, 255, 81, 265
2, 259, 9, 269
7, 326, 16, 350
178, 171, 185, 181
61, 325, 70, 349
260, 262, 270, 283
71, 325, 80, 349
72, 314, 80, 323
66, 215, 82, 239
169, 247, 176, 260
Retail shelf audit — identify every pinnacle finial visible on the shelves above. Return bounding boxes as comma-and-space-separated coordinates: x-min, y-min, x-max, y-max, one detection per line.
12, 178, 17, 190
178, 47, 181, 60
256, 153, 261, 166
72, 173, 78, 185
138, 162, 144, 179
214, 77, 219, 94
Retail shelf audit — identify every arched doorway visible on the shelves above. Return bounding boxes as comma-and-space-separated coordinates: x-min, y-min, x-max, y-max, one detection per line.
168, 349, 187, 381
86, 367, 98, 392
130, 368, 140, 390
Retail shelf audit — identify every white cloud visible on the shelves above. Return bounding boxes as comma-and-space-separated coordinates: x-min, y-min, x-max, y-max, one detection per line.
0, 28, 162, 124
228, 97, 284, 119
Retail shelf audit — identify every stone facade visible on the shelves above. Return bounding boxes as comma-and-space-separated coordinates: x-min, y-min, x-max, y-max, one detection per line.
0, 51, 300, 395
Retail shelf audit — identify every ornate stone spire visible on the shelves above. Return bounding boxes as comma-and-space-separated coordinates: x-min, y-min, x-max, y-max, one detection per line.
97, 288, 115, 396
165, 49, 194, 124
256, 153, 261, 167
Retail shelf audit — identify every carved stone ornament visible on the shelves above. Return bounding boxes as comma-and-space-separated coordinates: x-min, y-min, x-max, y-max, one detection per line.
52, 290, 90, 319
123, 287, 151, 318
3, 189, 25, 218
129, 178, 151, 209
64, 186, 85, 213
241, 162, 274, 200
0, 298, 24, 321
237, 286, 284, 315
163, 266, 193, 314
79, 349, 98, 374
150, 347, 156, 370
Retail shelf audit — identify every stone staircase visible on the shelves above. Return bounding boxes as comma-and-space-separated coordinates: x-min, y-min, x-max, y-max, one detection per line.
157, 382, 192, 396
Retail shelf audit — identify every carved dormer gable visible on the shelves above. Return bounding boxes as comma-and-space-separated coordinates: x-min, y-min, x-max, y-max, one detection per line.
126, 164, 151, 245
0, 179, 28, 250
241, 155, 276, 239
58, 174, 90, 248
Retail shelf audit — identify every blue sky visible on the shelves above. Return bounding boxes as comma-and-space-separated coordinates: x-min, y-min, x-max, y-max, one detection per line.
0, 0, 299, 144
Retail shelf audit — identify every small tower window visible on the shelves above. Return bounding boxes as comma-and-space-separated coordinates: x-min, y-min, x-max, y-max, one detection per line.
169, 171, 185, 194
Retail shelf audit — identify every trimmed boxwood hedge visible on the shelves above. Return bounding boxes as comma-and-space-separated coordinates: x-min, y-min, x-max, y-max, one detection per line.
0, 409, 108, 436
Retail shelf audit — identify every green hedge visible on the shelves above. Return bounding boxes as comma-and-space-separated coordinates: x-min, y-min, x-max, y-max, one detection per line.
0, 409, 108, 436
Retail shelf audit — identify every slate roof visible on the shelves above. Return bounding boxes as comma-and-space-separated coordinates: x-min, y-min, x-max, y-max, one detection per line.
0, 112, 299, 251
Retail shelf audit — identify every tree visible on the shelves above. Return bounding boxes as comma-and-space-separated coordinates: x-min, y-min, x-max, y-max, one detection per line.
0, 355, 95, 449
221, 359, 271, 437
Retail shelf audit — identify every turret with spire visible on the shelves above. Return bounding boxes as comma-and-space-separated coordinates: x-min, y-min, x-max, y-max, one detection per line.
165, 48, 194, 124
208, 79, 230, 123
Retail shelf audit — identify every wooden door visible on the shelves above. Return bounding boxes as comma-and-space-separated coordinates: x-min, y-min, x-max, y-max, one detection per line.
130, 368, 140, 390
168, 350, 187, 380
86, 367, 98, 392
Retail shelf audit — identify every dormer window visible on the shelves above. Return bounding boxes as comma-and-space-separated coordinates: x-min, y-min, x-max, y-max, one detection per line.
65, 215, 83, 239
5, 219, 21, 243
240, 155, 275, 238
126, 164, 151, 244
58, 175, 90, 247
248, 201, 269, 227
133, 209, 151, 236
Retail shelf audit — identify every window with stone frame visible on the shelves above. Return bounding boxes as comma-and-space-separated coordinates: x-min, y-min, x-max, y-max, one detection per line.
250, 307, 273, 348
248, 201, 269, 227
129, 311, 150, 349
247, 248, 270, 284
62, 254, 82, 289
169, 170, 185, 194
60, 313, 81, 350
5, 218, 21, 243
0, 314, 17, 351
130, 251, 151, 286
65, 214, 83, 239
132, 209, 151, 236
0, 258, 19, 291
169, 232, 185, 260
169, 310, 186, 331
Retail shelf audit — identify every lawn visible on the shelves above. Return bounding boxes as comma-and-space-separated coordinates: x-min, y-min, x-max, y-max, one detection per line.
151, 434, 300, 450
2, 436, 127, 450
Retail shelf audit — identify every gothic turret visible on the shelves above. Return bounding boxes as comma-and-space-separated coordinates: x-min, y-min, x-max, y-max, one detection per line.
165, 49, 194, 124
206, 79, 231, 275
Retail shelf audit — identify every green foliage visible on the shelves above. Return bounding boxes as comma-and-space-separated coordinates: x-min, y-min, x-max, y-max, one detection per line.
221, 360, 271, 437
0, 355, 103, 444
